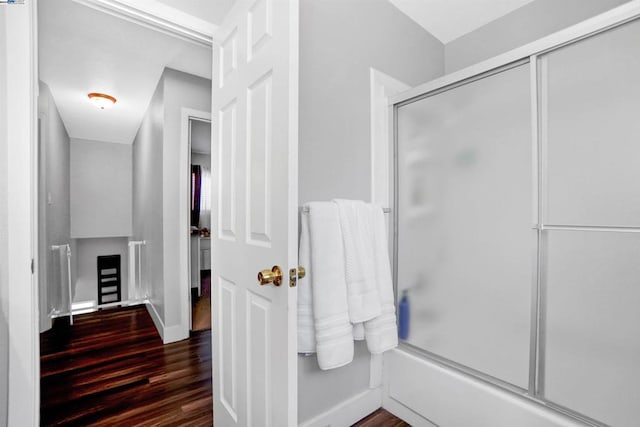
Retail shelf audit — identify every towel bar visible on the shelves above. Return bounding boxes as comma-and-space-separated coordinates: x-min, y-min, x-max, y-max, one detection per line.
300, 206, 391, 214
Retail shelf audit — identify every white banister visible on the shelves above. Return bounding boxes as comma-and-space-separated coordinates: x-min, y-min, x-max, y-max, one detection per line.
51, 244, 73, 325
128, 240, 146, 302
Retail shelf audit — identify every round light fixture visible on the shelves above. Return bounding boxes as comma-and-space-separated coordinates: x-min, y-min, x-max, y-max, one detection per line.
87, 92, 117, 110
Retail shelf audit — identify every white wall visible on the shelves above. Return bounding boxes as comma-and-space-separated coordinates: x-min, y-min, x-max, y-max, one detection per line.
297, 0, 444, 423
70, 139, 132, 238
132, 75, 165, 320
299, 0, 444, 204
132, 68, 211, 338
444, 0, 630, 73
38, 82, 71, 330
191, 151, 210, 170
0, 7, 9, 425
162, 68, 211, 329
73, 238, 129, 304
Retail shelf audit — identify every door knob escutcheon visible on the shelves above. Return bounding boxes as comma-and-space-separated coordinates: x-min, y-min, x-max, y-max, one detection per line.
258, 266, 283, 286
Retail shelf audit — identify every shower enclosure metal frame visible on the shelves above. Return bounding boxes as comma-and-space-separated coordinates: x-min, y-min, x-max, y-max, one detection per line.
390, 2, 640, 426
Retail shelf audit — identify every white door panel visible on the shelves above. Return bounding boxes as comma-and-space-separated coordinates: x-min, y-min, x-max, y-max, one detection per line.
212, 0, 298, 425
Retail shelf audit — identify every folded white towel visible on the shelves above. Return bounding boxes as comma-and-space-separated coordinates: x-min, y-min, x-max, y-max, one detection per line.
297, 210, 315, 353
364, 204, 398, 354
307, 202, 354, 370
334, 199, 382, 323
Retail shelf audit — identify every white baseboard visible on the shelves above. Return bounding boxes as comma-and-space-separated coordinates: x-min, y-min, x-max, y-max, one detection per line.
299, 387, 382, 427
383, 395, 438, 427
146, 302, 165, 341
39, 308, 54, 333
145, 302, 188, 344
163, 323, 188, 344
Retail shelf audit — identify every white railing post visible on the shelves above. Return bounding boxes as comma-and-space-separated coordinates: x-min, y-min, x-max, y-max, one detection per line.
128, 240, 146, 302
51, 244, 73, 325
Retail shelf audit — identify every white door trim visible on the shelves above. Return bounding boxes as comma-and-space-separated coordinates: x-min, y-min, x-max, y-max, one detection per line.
71, 0, 216, 47
368, 67, 409, 391
369, 68, 410, 208
180, 108, 211, 338
6, 0, 39, 426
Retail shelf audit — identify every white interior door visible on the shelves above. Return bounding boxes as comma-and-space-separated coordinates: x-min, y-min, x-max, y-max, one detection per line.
211, 0, 299, 425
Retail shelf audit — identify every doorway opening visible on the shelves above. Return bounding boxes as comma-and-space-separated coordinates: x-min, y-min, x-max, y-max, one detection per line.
36, 0, 215, 423
188, 117, 212, 332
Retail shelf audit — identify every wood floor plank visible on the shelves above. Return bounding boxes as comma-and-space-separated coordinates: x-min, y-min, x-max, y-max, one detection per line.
40, 305, 213, 426
41, 306, 410, 427
352, 408, 411, 427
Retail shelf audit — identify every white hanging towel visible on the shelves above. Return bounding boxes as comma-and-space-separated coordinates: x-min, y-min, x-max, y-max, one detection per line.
334, 199, 382, 324
363, 205, 398, 354
307, 202, 354, 370
297, 210, 315, 353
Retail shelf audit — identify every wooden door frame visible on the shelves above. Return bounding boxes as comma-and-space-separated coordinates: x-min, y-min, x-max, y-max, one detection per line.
10, 1, 215, 425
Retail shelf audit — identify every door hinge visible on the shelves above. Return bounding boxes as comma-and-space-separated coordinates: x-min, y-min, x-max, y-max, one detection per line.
30, 258, 35, 274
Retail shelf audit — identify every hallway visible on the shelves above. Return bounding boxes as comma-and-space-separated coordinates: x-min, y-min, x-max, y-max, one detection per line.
40, 306, 212, 426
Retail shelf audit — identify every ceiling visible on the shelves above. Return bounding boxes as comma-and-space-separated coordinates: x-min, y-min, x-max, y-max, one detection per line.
154, 0, 236, 25
388, 0, 536, 44
39, 0, 214, 145
40, 0, 535, 145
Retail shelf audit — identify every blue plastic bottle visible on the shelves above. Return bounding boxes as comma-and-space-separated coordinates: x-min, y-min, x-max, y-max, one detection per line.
398, 290, 410, 340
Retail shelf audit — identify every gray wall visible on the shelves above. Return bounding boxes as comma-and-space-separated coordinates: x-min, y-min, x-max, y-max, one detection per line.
297, 0, 444, 422
0, 7, 9, 425
299, 0, 444, 204
162, 68, 211, 328
445, 0, 631, 73
132, 68, 211, 329
191, 152, 210, 171
133, 74, 165, 319
38, 82, 71, 331
70, 139, 132, 238
73, 238, 129, 304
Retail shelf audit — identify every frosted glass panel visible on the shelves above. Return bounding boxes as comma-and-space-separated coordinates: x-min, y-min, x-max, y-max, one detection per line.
396, 64, 532, 388
543, 231, 640, 426
544, 19, 640, 227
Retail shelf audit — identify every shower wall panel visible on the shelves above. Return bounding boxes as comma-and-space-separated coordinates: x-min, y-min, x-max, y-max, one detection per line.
540, 18, 640, 426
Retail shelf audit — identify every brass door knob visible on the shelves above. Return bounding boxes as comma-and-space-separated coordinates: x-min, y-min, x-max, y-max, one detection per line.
258, 266, 283, 286
297, 266, 306, 279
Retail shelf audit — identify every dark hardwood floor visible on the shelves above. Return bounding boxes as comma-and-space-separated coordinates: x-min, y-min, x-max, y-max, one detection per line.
40, 305, 212, 426
40, 305, 409, 426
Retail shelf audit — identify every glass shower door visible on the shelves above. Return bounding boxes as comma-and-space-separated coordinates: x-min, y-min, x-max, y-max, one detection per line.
396, 63, 533, 389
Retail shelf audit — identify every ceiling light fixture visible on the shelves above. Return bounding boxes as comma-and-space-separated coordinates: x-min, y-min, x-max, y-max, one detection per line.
88, 92, 117, 110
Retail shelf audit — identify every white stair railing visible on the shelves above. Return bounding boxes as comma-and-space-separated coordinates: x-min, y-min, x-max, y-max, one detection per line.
128, 240, 146, 302
51, 244, 73, 325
